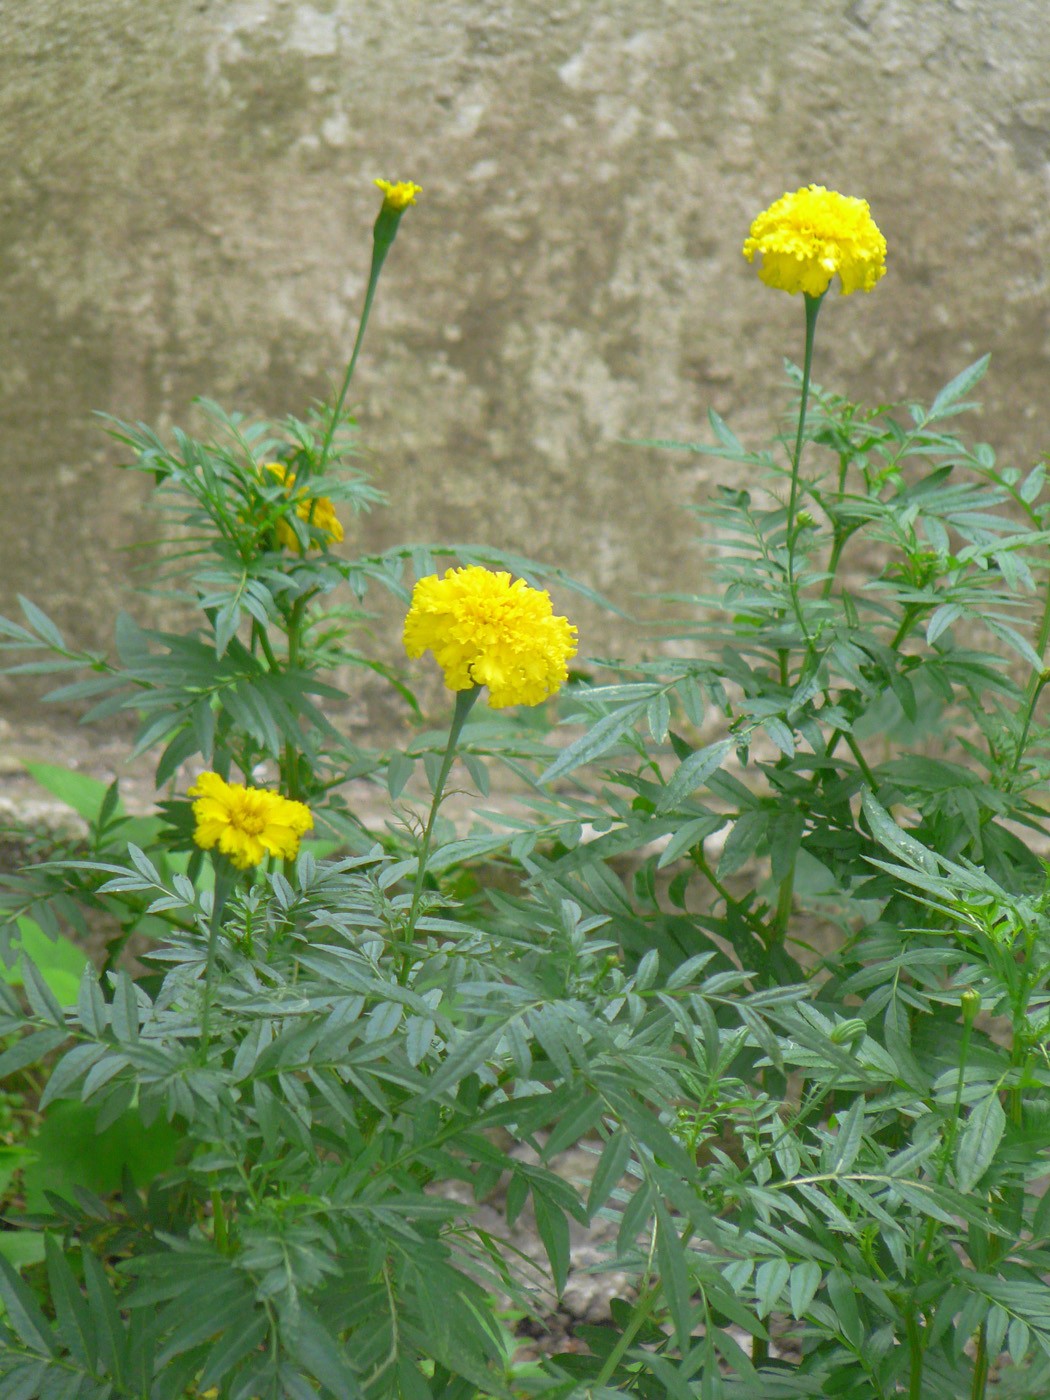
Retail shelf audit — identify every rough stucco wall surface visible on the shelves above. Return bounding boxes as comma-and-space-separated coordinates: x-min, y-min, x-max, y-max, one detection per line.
3, 0, 1050, 715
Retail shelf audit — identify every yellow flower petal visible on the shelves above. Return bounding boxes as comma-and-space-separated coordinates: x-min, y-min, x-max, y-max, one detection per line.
374, 178, 421, 211
403, 566, 577, 708
188, 772, 313, 870
262, 463, 343, 554
742, 185, 886, 297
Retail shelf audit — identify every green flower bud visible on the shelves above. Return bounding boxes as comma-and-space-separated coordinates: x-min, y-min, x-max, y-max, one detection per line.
830, 1018, 866, 1045
961, 988, 982, 1022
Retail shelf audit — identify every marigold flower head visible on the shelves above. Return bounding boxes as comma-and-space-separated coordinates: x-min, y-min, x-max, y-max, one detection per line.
263, 463, 344, 554
188, 771, 313, 870
403, 566, 577, 708
742, 184, 886, 297
375, 178, 421, 212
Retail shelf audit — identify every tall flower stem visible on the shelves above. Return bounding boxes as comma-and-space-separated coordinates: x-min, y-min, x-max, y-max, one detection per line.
785, 291, 825, 567
315, 202, 410, 479
200, 861, 236, 1055
770, 292, 825, 946
403, 687, 481, 958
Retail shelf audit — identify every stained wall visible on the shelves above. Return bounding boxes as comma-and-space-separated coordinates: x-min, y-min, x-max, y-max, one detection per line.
3, 0, 1049, 710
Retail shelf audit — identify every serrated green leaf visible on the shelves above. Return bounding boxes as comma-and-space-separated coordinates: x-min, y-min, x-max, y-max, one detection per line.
540, 699, 650, 783
827, 1098, 865, 1175
657, 740, 732, 813
754, 1256, 789, 1320
532, 1188, 570, 1294
0, 1254, 56, 1354
826, 1266, 862, 1347
587, 1132, 631, 1216
956, 1090, 1005, 1194
45, 1237, 96, 1370
386, 751, 414, 801
928, 355, 989, 419
18, 596, 66, 649
788, 1259, 822, 1319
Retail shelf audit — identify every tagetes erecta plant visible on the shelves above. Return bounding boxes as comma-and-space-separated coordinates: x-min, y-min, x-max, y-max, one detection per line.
401, 567, 577, 949
188, 771, 313, 870
742, 183, 886, 297
403, 565, 578, 708
742, 184, 887, 562
263, 462, 344, 553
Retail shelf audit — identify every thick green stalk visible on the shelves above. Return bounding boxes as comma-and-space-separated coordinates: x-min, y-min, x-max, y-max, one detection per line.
595, 1221, 668, 1389
403, 687, 480, 955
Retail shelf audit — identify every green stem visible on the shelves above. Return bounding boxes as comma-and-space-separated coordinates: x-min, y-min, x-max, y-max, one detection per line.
916, 1003, 976, 1270
594, 1282, 658, 1386
889, 604, 923, 654
771, 865, 794, 944
403, 687, 480, 955
1012, 670, 1050, 776
843, 732, 880, 793
252, 618, 280, 673
594, 1226, 665, 1389
316, 208, 405, 479
971, 1324, 990, 1400
768, 300, 821, 944
211, 1186, 228, 1254
1028, 535, 1050, 672
695, 851, 770, 945
200, 863, 236, 1056
906, 1301, 924, 1400
820, 522, 861, 602
279, 591, 315, 801
785, 292, 825, 571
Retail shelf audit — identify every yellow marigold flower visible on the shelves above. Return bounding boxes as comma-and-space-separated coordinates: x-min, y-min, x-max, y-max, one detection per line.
263, 463, 344, 554
403, 566, 577, 709
375, 178, 421, 211
742, 184, 886, 297
188, 771, 313, 870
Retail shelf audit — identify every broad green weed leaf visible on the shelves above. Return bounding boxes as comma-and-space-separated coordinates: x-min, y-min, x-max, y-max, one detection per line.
24, 762, 119, 823
0, 918, 89, 1007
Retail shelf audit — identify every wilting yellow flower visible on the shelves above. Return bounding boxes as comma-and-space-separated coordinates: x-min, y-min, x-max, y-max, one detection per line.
403, 566, 577, 708
188, 772, 313, 870
742, 185, 886, 297
263, 463, 344, 554
375, 178, 421, 211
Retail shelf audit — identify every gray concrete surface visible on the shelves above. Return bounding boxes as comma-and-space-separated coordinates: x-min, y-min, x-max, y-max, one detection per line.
3, 0, 1050, 722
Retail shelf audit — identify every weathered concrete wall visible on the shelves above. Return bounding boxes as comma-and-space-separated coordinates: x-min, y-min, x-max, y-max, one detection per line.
3, 0, 1050, 709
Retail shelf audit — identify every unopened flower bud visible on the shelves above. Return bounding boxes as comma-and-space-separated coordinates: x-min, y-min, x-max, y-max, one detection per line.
831, 1018, 866, 1046
961, 988, 981, 1022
